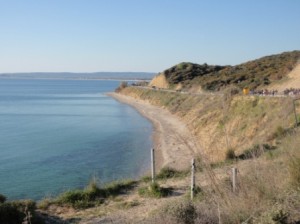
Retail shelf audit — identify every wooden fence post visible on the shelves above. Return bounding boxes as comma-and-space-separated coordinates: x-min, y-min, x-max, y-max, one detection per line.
293, 99, 298, 127
231, 167, 238, 193
191, 158, 195, 200
218, 202, 222, 224
151, 148, 155, 183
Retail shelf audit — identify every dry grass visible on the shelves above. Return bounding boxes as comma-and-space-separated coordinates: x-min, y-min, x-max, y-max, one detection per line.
115, 86, 300, 223
140, 129, 300, 224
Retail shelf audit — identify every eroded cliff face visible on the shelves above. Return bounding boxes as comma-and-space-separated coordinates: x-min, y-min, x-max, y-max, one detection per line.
119, 87, 295, 162
149, 73, 169, 89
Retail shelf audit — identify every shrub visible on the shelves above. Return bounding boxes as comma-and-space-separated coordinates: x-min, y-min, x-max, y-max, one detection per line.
0, 194, 6, 203
225, 148, 236, 160
103, 180, 137, 196
272, 126, 292, 139
238, 144, 275, 160
56, 179, 136, 209
275, 126, 285, 136
0, 203, 23, 224
116, 200, 140, 209
37, 198, 52, 210
191, 186, 204, 200
256, 206, 289, 224
138, 182, 172, 198
289, 157, 300, 188
57, 190, 87, 205
141, 175, 152, 182
162, 201, 196, 224
156, 167, 188, 179
115, 81, 128, 92
0, 200, 38, 224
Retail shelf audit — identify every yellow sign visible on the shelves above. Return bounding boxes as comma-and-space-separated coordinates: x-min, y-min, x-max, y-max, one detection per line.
243, 88, 249, 95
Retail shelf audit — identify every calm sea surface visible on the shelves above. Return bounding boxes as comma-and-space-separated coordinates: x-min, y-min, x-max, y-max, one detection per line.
0, 79, 152, 200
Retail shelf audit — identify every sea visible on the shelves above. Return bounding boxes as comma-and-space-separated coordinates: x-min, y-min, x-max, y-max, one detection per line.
0, 78, 153, 200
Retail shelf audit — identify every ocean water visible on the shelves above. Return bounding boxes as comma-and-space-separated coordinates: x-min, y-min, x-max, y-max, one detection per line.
0, 79, 152, 200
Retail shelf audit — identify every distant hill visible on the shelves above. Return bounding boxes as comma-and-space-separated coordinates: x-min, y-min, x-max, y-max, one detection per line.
150, 50, 300, 91
0, 72, 155, 80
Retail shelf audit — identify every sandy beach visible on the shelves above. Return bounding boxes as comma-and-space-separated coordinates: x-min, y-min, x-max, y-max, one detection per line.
108, 92, 197, 170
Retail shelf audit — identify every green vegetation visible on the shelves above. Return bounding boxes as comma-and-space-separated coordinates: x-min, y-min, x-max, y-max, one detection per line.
142, 167, 189, 183
0, 194, 6, 203
157, 167, 189, 179
161, 201, 196, 224
163, 62, 226, 86
138, 182, 172, 198
0, 199, 42, 224
238, 143, 276, 160
272, 125, 292, 139
159, 51, 300, 91
54, 179, 136, 209
225, 148, 236, 160
289, 157, 300, 188
115, 81, 128, 92
115, 200, 140, 209
156, 167, 189, 179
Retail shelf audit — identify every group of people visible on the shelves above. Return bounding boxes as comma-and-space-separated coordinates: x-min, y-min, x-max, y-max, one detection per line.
248, 88, 300, 96
250, 89, 278, 96
283, 88, 300, 96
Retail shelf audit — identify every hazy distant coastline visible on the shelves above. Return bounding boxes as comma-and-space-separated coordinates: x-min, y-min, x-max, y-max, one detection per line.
0, 72, 155, 81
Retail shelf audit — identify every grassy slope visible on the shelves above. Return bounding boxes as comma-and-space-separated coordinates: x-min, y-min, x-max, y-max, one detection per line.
120, 87, 295, 161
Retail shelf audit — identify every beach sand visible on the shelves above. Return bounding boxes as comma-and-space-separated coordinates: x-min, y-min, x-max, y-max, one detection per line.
108, 92, 197, 171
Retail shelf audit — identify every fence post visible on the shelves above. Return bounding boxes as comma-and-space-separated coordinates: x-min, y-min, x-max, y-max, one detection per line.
218, 202, 222, 224
231, 167, 238, 193
191, 158, 195, 200
293, 99, 298, 127
151, 148, 155, 183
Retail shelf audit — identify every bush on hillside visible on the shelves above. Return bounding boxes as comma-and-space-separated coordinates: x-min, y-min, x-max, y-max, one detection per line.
115, 81, 128, 92
156, 167, 189, 179
225, 148, 236, 160
138, 182, 172, 198
0, 199, 40, 224
56, 179, 137, 209
0, 194, 6, 203
162, 201, 196, 224
289, 157, 300, 188
163, 51, 300, 91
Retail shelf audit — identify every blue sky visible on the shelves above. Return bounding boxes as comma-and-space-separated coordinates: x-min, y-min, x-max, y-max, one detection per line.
0, 0, 299, 73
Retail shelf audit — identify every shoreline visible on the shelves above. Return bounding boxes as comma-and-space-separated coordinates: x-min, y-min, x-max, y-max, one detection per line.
107, 92, 196, 171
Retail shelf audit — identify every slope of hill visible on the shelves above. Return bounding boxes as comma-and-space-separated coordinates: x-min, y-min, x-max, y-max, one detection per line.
267, 63, 300, 92
119, 86, 295, 162
150, 50, 300, 92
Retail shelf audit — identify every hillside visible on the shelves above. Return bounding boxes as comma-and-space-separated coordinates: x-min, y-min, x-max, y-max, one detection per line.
150, 50, 300, 91
119, 87, 296, 162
